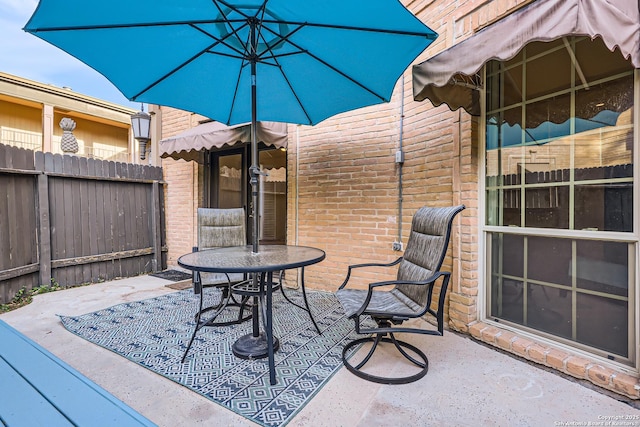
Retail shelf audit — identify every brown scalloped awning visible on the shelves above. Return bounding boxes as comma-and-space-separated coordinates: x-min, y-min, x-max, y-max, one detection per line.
159, 121, 288, 162
412, 0, 640, 116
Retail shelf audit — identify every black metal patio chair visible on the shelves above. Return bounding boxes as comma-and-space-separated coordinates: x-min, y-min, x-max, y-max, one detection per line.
336, 204, 465, 384
182, 207, 252, 361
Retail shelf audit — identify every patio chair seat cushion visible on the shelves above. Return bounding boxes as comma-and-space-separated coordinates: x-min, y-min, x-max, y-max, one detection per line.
336, 288, 422, 319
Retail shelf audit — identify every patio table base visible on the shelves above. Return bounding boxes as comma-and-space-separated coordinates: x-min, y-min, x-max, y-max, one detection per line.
232, 332, 280, 359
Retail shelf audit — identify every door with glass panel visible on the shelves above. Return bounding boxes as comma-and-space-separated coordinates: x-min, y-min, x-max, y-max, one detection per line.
212, 149, 245, 209
209, 146, 287, 245
484, 36, 636, 365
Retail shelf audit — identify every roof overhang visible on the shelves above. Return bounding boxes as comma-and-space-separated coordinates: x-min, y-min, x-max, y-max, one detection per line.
159, 121, 288, 162
412, 0, 640, 115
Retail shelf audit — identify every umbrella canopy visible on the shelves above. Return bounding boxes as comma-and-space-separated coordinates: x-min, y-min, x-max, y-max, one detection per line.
25, 0, 437, 251
25, 1, 436, 126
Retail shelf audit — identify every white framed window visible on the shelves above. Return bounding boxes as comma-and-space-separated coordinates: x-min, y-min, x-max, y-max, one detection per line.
483, 36, 637, 367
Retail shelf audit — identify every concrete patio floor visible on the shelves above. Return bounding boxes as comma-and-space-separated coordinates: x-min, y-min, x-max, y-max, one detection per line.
2, 275, 640, 427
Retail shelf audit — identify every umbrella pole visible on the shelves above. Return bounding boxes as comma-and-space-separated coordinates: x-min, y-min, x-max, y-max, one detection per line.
249, 20, 260, 254
250, 84, 259, 253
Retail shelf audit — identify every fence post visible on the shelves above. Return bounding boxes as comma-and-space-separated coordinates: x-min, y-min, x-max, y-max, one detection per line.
35, 152, 52, 287
151, 181, 162, 273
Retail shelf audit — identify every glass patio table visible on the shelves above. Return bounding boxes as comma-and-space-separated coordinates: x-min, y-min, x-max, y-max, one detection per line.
177, 244, 326, 385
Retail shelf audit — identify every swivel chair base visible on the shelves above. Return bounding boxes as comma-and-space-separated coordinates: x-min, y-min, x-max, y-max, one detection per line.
341, 334, 429, 384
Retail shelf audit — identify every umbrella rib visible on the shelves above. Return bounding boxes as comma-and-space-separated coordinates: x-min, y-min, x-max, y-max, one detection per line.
204, 51, 251, 60
259, 19, 437, 39
25, 19, 248, 33
29, 21, 435, 39
257, 51, 305, 65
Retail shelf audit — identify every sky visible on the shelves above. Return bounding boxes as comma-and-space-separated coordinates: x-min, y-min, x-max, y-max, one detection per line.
0, 0, 139, 109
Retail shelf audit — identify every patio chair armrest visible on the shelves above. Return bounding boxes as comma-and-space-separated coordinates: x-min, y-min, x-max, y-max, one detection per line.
338, 257, 403, 290
379, 271, 449, 288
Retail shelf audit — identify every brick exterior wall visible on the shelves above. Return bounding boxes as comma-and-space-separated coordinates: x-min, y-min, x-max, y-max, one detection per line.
158, 0, 639, 399
161, 109, 206, 266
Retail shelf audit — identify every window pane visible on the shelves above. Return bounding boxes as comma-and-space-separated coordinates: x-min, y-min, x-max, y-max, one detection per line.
524, 186, 569, 229
486, 107, 523, 151
525, 93, 572, 143
526, 38, 565, 60
491, 278, 524, 324
575, 240, 628, 297
487, 61, 522, 111
575, 79, 632, 135
527, 236, 571, 286
501, 64, 523, 109
576, 293, 628, 357
502, 187, 521, 227
486, 138, 515, 179
526, 44, 571, 99
500, 107, 523, 148
574, 76, 634, 174
575, 37, 633, 82
574, 183, 633, 232
485, 160, 500, 186
490, 232, 525, 323
501, 233, 524, 277
527, 283, 572, 340
486, 188, 522, 226
574, 239, 630, 357
485, 188, 500, 226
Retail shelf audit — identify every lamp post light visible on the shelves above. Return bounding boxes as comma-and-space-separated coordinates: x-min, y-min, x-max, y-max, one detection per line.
131, 105, 152, 160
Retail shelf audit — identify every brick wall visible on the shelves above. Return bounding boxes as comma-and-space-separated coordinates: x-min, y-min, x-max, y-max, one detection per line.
289, 92, 405, 291
160, 109, 203, 266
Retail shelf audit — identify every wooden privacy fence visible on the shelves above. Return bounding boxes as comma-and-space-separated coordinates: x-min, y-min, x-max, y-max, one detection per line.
0, 144, 166, 304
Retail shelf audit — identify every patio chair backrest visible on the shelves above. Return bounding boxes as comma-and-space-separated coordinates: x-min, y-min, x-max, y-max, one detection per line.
197, 208, 246, 250
395, 205, 465, 307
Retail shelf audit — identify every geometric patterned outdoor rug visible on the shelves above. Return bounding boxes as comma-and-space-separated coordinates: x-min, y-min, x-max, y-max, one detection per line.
59, 289, 370, 427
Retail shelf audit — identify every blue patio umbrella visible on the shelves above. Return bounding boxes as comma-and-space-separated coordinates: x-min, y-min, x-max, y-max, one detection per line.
25, 0, 437, 251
